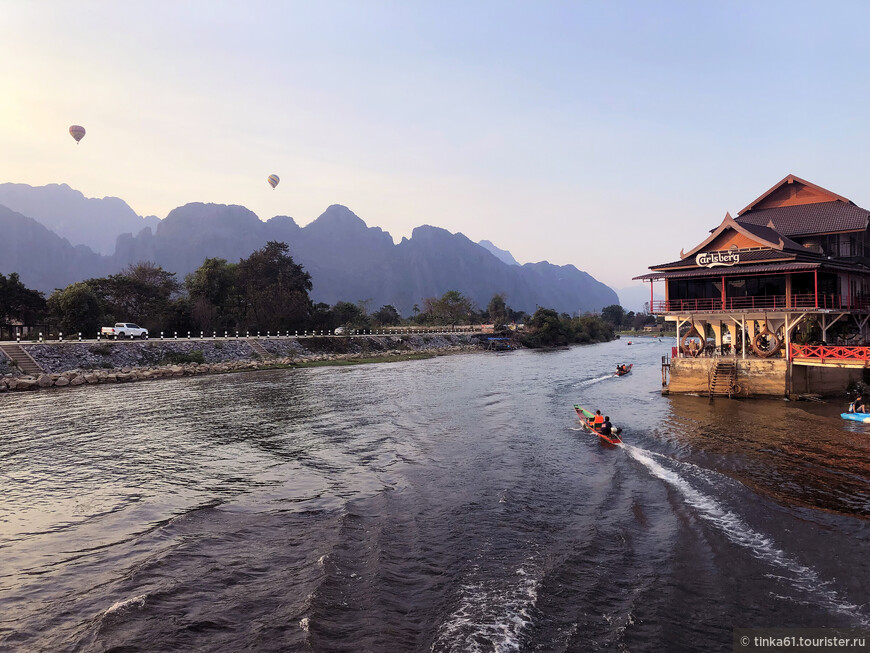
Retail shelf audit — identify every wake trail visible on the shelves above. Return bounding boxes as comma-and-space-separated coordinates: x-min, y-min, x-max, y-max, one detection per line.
577, 374, 614, 387
624, 444, 868, 625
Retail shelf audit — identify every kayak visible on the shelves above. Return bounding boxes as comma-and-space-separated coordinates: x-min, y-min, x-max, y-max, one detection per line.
615, 364, 633, 377
841, 412, 870, 423
573, 405, 623, 445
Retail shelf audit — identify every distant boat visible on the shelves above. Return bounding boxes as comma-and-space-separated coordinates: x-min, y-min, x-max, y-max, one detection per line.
615, 364, 632, 377
627, 341, 632, 345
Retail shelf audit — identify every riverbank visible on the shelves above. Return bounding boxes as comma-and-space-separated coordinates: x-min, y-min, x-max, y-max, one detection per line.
0, 334, 484, 392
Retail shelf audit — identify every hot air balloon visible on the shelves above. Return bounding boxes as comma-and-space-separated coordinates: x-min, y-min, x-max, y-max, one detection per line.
69, 125, 86, 144
267, 174, 280, 189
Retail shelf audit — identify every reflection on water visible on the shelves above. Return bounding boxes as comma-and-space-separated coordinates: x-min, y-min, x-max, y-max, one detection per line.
664, 395, 870, 516
1, 339, 869, 652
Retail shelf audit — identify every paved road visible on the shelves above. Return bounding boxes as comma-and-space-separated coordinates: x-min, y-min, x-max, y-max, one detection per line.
0, 328, 485, 345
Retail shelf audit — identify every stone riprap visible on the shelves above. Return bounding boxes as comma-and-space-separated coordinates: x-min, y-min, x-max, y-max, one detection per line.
24, 340, 257, 373
0, 335, 482, 392
0, 352, 14, 377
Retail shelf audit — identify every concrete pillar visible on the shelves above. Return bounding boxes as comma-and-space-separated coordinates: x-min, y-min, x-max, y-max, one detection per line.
710, 321, 723, 348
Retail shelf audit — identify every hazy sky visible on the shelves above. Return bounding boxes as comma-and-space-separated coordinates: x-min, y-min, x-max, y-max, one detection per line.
2, 1, 868, 291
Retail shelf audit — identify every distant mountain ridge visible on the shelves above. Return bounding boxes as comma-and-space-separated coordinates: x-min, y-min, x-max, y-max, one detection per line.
478, 239, 520, 266
0, 183, 159, 255
0, 184, 618, 316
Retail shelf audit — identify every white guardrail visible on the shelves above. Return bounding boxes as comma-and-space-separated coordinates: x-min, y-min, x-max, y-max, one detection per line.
1, 326, 487, 344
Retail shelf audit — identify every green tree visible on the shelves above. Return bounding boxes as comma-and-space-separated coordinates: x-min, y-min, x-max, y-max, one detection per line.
525, 307, 571, 346
601, 304, 626, 329
521, 308, 615, 348
185, 257, 238, 332
47, 282, 103, 336
309, 302, 333, 331
84, 262, 179, 329
487, 293, 508, 326
0, 272, 46, 324
124, 261, 181, 297
331, 301, 371, 329
372, 304, 401, 326
236, 241, 312, 331
422, 290, 474, 326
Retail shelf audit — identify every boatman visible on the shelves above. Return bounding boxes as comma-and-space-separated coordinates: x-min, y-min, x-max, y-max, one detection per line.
855, 395, 866, 413
600, 416, 613, 436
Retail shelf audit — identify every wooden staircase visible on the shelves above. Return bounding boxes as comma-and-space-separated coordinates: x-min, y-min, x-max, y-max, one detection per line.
709, 360, 739, 398
0, 344, 44, 376
247, 339, 274, 358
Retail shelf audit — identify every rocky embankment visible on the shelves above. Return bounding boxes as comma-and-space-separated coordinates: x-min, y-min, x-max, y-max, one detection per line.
0, 335, 482, 392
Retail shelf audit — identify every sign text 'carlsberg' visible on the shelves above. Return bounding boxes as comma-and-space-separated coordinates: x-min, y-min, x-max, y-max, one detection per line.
695, 251, 740, 267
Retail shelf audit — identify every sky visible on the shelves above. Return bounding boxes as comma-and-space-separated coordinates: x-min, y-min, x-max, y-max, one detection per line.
2, 1, 869, 292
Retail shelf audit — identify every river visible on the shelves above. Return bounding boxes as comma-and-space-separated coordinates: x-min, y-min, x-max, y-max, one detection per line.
1, 338, 869, 652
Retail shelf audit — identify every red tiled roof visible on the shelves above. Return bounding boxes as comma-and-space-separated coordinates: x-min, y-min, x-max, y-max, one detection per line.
736, 201, 870, 236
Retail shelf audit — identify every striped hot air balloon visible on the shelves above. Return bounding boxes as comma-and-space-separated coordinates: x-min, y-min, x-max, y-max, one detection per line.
69, 125, 86, 144
267, 174, 280, 189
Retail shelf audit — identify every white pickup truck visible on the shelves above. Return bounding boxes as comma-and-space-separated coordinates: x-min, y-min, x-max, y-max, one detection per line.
101, 323, 149, 339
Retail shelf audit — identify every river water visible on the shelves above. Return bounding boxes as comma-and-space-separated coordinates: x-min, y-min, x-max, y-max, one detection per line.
1, 338, 869, 652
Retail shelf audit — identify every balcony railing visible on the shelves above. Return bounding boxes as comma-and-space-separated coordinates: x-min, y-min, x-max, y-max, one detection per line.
652, 294, 870, 314
790, 344, 870, 362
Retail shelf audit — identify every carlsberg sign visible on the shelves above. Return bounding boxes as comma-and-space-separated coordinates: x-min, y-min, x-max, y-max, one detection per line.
695, 251, 740, 267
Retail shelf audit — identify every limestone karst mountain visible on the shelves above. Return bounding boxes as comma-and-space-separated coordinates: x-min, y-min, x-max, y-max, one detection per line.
0, 186, 618, 315
0, 183, 159, 255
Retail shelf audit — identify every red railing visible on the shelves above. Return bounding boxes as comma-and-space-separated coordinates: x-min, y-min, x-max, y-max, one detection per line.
651, 294, 870, 314
790, 344, 870, 362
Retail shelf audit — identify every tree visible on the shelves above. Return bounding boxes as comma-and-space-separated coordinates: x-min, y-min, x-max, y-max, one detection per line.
631, 311, 655, 331
372, 304, 401, 326
331, 301, 370, 329
601, 304, 625, 329
525, 307, 571, 346
0, 273, 46, 324
84, 262, 179, 329
521, 308, 614, 348
236, 241, 312, 331
487, 293, 508, 326
47, 283, 102, 336
124, 261, 181, 297
185, 257, 238, 332
422, 290, 474, 326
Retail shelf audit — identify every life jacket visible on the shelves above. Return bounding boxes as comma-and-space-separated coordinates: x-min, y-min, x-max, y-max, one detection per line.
593, 414, 604, 426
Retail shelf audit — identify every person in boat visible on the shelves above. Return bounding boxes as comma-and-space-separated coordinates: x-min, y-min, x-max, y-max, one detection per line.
854, 395, 866, 413
589, 410, 605, 430
600, 416, 613, 436
617, 364, 625, 374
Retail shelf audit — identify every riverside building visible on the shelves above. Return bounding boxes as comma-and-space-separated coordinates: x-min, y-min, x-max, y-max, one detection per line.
636, 174, 870, 397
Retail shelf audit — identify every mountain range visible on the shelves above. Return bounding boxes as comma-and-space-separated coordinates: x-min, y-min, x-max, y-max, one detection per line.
0, 183, 619, 317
